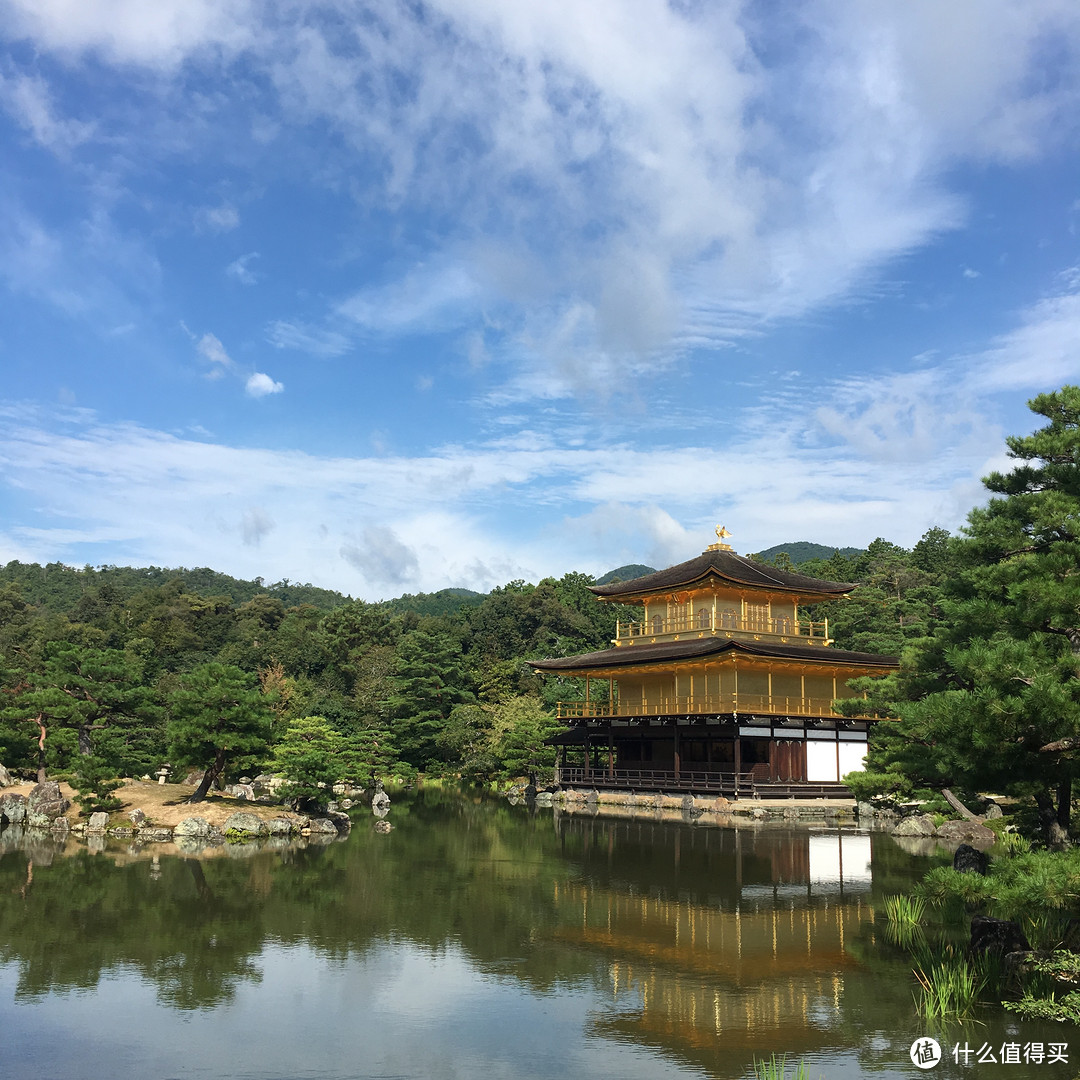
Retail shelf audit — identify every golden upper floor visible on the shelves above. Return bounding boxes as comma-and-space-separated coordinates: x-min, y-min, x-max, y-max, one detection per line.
592, 545, 853, 649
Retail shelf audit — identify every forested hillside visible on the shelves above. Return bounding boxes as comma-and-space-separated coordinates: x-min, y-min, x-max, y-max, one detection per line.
0, 532, 951, 800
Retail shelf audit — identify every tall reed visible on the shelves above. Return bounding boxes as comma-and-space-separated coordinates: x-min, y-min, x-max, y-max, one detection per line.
884, 893, 926, 928
753, 1055, 809, 1080
913, 954, 986, 1020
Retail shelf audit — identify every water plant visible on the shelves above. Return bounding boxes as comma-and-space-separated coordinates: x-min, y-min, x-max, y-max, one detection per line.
883, 893, 926, 928
753, 1054, 809, 1080
912, 951, 986, 1021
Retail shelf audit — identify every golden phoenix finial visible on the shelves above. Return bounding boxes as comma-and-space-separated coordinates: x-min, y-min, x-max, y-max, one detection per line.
708, 525, 734, 552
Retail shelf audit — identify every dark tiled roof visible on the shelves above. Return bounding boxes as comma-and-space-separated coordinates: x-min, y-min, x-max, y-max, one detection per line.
590, 548, 855, 599
530, 636, 897, 672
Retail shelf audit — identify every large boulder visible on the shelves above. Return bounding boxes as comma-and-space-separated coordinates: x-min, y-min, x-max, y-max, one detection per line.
970, 915, 1031, 957
87, 812, 110, 833
266, 817, 296, 836
892, 813, 938, 837
223, 812, 268, 837
26, 781, 69, 828
0, 763, 13, 787
174, 816, 212, 838
136, 826, 175, 842
936, 819, 996, 846
0, 792, 27, 824
953, 843, 990, 874
307, 818, 338, 834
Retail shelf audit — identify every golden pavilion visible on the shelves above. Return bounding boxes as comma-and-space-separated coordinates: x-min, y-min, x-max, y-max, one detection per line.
531, 530, 898, 797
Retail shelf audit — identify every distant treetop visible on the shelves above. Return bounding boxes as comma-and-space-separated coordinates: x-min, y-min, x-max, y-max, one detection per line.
596, 564, 656, 586
749, 541, 865, 566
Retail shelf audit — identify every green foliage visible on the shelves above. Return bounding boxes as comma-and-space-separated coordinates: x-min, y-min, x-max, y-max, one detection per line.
849, 389, 1080, 837
438, 703, 500, 781
922, 846, 1080, 920
595, 563, 655, 585
0, 560, 351, 614
913, 948, 986, 1020
1003, 989, 1080, 1023
753, 1054, 810, 1080
389, 629, 475, 769
883, 893, 926, 928
752, 541, 864, 567
71, 754, 124, 815
0, 640, 162, 779
489, 695, 561, 780
1003, 952, 1080, 1022
270, 715, 346, 810
167, 663, 271, 801
379, 588, 486, 617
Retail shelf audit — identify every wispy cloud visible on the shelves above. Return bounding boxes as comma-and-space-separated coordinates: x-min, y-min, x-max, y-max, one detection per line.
195, 202, 240, 232
226, 252, 260, 285
5, 1, 1080, 402
265, 319, 351, 358
0, 71, 95, 152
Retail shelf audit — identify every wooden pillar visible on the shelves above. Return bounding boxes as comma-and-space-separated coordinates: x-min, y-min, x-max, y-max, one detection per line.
674, 722, 681, 780
608, 722, 614, 778
584, 731, 591, 779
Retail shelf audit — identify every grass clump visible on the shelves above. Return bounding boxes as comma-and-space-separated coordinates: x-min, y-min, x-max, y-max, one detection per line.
884, 893, 926, 928
753, 1055, 809, 1080
912, 950, 986, 1021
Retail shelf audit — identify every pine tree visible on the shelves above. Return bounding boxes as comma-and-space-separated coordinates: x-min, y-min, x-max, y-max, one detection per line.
270, 715, 345, 810
856, 387, 1080, 844
388, 629, 474, 769
167, 663, 271, 802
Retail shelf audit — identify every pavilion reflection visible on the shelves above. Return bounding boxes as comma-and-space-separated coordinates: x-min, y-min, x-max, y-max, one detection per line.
545, 816, 880, 1076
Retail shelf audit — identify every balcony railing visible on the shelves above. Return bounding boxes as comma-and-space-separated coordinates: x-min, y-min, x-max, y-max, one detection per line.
616, 613, 829, 642
556, 692, 865, 721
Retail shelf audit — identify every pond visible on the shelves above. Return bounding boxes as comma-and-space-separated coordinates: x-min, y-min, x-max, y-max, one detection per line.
0, 789, 1074, 1080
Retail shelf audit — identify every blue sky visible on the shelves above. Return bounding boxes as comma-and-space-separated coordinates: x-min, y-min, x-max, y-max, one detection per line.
2, 1, 1080, 599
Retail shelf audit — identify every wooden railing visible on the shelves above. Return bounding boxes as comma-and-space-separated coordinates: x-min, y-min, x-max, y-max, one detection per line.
557, 765, 757, 797
616, 612, 829, 642
556, 693, 865, 720
555, 766, 855, 799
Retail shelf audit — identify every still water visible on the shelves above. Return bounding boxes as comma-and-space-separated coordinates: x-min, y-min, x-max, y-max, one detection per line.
0, 790, 1073, 1080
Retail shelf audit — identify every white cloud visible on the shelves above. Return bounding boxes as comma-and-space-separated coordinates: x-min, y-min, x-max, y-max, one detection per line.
5, 0, 1080, 400
0, 381, 1023, 598
0, 0, 256, 68
226, 252, 260, 285
240, 506, 274, 546
0, 71, 95, 152
245, 371, 284, 397
265, 319, 351, 358
341, 525, 419, 587
196, 203, 240, 232
197, 331, 233, 371
337, 260, 486, 336
976, 284, 1080, 392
